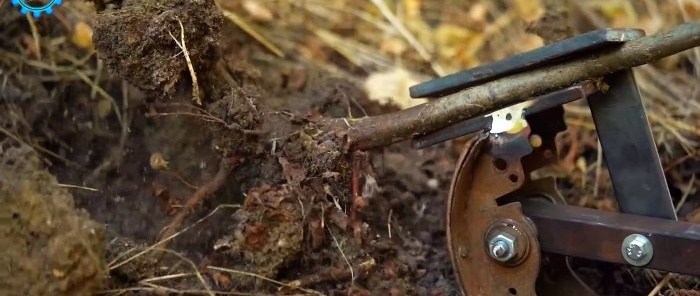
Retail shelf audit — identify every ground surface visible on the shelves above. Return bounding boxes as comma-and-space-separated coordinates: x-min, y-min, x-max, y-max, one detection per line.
1, 0, 700, 295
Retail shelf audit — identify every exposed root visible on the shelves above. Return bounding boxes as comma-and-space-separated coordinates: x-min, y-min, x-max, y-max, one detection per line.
109, 204, 241, 271
286, 258, 376, 289
350, 151, 368, 243
158, 156, 243, 245
168, 19, 202, 105
207, 266, 323, 295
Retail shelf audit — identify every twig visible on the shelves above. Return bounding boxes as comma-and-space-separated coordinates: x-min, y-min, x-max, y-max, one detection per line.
220, 9, 285, 58
593, 140, 603, 197
387, 209, 393, 239
206, 266, 322, 295
0, 125, 82, 169
109, 204, 240, 271
74, 70, 125, 128
328, 225, 354, 288
369, 0, 444, 76
675, 174, 695, 212
676, 0, 700, 76
648, 273, 674, 296
157, 157, 242, 245
168, 19, 202, 105
286, 258, 376, 290
56, 183, 99, 192
26, 14, 41, 60
321, 21, 700, 151
145, 248, 214, 296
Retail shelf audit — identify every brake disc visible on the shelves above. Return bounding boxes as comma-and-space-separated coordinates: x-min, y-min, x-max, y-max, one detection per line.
446, 99, 583, 295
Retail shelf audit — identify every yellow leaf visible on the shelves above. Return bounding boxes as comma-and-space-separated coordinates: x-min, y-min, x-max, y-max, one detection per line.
513, 0, 543, 22
403, 0, 421, 19
96, 98, 112, 119
242, 0, 274, 22
380, 37, 407, 55
435, 24, 484, 68
597, 1, 638, 28
71, 21, 93, 50
364, 68, 427, 109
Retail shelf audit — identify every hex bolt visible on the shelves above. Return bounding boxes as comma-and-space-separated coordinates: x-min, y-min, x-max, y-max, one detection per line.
621, 234, 654, 266
488, 234, 517, 262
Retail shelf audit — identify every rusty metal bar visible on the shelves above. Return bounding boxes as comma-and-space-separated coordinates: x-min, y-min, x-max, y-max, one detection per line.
522, 201, 700, 276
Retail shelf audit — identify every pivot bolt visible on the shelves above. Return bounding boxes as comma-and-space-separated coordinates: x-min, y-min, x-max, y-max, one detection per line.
488, 234, 516, 262
621, 234, 653, 266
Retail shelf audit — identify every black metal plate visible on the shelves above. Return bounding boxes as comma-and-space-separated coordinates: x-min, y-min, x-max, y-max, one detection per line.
409, 28, 644, 98
411, 81, 595, 149
587, 70, 677, 220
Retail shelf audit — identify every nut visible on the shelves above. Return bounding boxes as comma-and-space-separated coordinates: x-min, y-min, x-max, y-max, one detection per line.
488, 233, 516, 262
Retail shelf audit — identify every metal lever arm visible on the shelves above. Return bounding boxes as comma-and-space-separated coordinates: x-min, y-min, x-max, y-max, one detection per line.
587, 70, 677, 220
523, 201, 700, 276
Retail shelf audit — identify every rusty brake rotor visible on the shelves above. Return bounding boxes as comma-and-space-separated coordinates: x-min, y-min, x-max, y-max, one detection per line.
446, 87, 582, 295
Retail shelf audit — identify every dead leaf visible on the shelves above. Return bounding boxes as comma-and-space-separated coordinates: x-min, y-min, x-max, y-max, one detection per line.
149, 152, 169, 170
435, 24, 484, 68
379, 37, 407, 56
328, 208, 349, 230
678, 289, 700, 296
96, 98, 113, 119
210, 271, 231, 289
687, 207, 700, 224
244, 223, 268, 249
364, 68, 427, 109
383, 260, 398, 277
309, 218, 325, 249
244, 185, 288, 209
72, 21, 94, 50
242, 0, 274, 22
513, 0, 543, 22
278, 157, 306, 184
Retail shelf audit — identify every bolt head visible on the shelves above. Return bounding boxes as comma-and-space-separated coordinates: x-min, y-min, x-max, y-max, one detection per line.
488, 234, 516, 262
621, 234, 653, 266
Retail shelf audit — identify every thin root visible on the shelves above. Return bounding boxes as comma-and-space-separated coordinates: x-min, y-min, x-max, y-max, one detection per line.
168, 18, 202, 105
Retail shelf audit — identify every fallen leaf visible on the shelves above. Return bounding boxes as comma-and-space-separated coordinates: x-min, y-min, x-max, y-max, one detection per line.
309, 218, 325, 249
513, 0, 543, 22
72, 21, 94, 50
149, 152, 169, 170
244, 223, 268, 249
364, 68, 427, 109
278, 157, 306, 183
687, 207, 700, 224
242, 0, 274, 22
210, 271, 231, 289
96, 98, 112, 119
435, 24, 484, 68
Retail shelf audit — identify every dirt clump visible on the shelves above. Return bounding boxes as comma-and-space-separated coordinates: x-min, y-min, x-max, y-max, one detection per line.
94, 0, 223, 98
0, 145, 105, 296
215, 185, 304, 283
